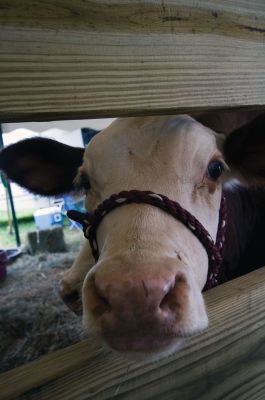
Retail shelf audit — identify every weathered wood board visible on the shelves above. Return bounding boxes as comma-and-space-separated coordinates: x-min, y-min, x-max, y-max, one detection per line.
1, 266, 265, 400
1, 0, 265, 122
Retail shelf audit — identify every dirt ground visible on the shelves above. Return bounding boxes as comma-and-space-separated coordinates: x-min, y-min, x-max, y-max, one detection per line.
0, 248, 86, 373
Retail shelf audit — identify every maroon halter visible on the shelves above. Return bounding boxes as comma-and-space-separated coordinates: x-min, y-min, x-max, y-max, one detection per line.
67, 190, 227, 290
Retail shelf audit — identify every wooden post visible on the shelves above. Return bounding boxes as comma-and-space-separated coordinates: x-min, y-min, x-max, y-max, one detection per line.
1, 267, 265, 399
0, 2, 265, 399
0, 1, 265, 122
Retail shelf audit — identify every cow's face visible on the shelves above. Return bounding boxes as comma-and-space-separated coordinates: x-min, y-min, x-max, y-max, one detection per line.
78, 116, 225, 355
1, 113, 264, 359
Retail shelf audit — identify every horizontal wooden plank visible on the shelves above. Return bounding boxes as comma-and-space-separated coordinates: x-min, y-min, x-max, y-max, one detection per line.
0, 1, 265, 122
1, 266, 265, 400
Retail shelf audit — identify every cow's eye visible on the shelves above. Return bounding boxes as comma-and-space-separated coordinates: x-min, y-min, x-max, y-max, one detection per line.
207, 160, 224, 180
80, 174, 90, 191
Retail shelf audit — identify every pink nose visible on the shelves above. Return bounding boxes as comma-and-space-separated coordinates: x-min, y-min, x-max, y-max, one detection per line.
84, 272, 188, 351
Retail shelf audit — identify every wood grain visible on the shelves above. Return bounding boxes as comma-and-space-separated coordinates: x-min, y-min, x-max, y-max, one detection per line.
1, 267, 265, 400
0, 1, 265, 122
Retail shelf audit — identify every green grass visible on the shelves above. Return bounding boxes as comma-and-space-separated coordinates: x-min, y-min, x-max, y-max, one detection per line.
0, 211, 83, 249
0, 210, 35, 226
0, 210, 35, 248
0, 220, 35, 248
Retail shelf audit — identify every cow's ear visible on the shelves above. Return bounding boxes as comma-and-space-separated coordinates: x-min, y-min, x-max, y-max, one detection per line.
195, 110, 262, 135
0, 137, 84, 195
223, 113, 265, 185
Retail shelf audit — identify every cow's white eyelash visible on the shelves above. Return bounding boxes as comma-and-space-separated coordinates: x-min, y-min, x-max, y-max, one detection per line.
74, 173, 90, 191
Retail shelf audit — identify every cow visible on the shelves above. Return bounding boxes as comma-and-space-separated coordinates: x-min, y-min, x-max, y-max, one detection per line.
0, 112, 265, 360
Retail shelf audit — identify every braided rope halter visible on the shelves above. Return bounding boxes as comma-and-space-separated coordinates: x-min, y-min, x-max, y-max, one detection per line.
67, 190, 227, 290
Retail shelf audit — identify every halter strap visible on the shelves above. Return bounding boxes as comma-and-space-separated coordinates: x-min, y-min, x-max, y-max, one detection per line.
67, 190, 227, 290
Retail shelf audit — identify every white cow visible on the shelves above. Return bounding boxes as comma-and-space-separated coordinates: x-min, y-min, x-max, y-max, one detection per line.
1, 113, 264, 359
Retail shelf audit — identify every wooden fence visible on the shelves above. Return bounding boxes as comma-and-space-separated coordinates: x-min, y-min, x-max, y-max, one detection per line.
1, 268, 265, 399
1, 1, 265, 399
1, 1, 265, 122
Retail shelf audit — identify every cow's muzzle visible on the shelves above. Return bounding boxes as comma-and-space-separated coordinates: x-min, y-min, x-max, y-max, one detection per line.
83, 265, 208, 352
67, 190, 227, 290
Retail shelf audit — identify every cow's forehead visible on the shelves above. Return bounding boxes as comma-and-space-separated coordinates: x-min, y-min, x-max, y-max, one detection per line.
85, 115, 216, 157
82, 115, 219, 180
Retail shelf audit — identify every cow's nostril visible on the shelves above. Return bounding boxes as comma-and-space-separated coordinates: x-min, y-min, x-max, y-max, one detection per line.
90, 275, 111, 318
61, 290, 83, 315
63, 290, 79, 303
159, 275, 187, 313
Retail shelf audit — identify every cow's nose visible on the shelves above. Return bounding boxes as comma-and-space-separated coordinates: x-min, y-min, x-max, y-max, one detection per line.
84, 272, 188, 351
